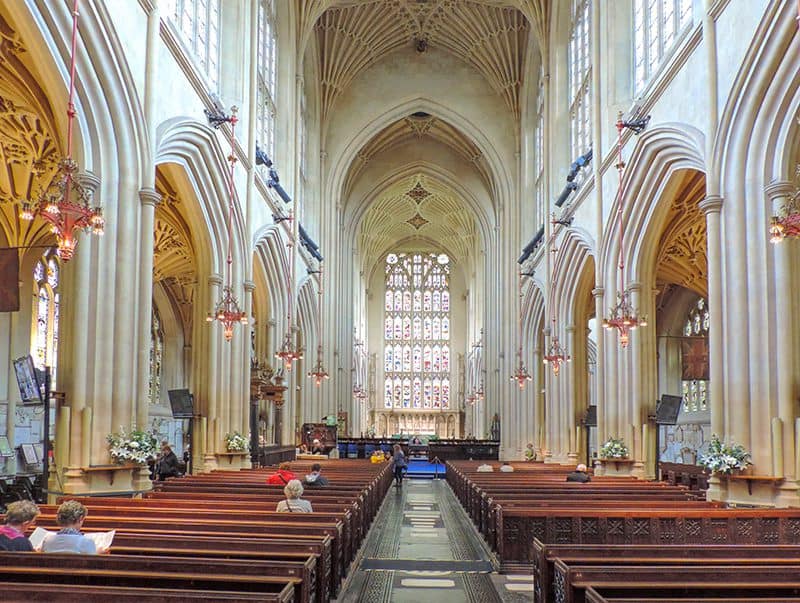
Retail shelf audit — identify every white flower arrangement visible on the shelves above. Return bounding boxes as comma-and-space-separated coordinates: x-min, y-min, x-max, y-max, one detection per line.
225, 431, 249, 452
600, 437, 629, 459
106, 426, 159, 465
699, 434, 751, 475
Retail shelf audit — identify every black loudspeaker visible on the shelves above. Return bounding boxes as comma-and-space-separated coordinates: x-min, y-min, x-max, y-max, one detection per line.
583, 405, 597, 427
167, 389, 194, 418
656, 395, 683, 425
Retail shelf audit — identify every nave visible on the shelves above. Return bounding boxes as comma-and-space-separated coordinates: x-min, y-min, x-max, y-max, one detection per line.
336, 478, 530, 603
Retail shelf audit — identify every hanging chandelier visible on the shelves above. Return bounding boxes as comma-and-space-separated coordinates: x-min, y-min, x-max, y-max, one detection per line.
509, 272, 532, 388
206, 106, 247, 341
307, 263, 329, 385
20, 0, 104, 261
276, 209, 303, 370
603, 112, 647, 348
542, 230, 571, 375
769, 166, 800, 244
543, 320, 571, 376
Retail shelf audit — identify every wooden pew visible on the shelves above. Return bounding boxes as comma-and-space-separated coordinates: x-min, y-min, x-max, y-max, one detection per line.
0, 553, 296, 602
533, 540, 800, 603
555, 561, 800, 603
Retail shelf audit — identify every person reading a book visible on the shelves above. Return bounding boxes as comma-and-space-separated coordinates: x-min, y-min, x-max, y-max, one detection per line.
304, 463, 329, 487
0, 501, 39, 551
275, 479, 313, 513
42, 501, 98, 554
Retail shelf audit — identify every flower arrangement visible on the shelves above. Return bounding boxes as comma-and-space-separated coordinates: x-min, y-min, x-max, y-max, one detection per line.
225, 431, 249, 452
600, 437, 629, 459
106, 426, 159, 465
699, 434, 751, 475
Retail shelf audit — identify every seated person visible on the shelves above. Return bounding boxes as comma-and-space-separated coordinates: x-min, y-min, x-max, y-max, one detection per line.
0, 501, 39, 551
304, 463, 330, 487
476, 463, 494, 472
298, 443, 309, 454
310, 439, 326, 455
499, 461, 514, 472
157, 441, 181, 481
566, 463, 592, 483
524, 442, 536, 461
42, 500, 97, 554
266, 462, 297, 485
275, 479, 313, 513
410, 435, 422, 445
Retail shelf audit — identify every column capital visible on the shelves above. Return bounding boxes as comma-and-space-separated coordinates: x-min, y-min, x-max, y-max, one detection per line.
76, 170, 100, 194
592, 286, 604, 299
243, 280, 256, 292
628, 282, 643, 292
208, 274, 223, 286
699, 195, 723, 215
565, 325, 576, 334
139, 187, 162, 207
765, 180, 794, 203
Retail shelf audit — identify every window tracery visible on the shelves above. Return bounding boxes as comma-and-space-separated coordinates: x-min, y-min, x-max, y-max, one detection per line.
31, 250, 60, 385
569, 0, 592, 168
149, 307, 164, 406
682, 297, 709, 413
165, 0, 220, 87
384, 253, 451, 409
633, 0, 692, 93
257, 0, 277, 161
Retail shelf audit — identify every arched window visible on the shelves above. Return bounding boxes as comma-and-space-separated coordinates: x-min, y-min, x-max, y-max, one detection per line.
383, 253, 452, 409
165, 0, 220, 87
257, 0, 277, 161
633, 0, 692, 93
568, 0, 592, 167
149, 307, 164, 405
31, 251, 60, 385
682, 298, 709, 413
535, 69, 545, 227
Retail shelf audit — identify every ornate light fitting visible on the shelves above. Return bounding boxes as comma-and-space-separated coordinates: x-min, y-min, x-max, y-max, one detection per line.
206, 106, 247, 341
20, 0, 104, 261
543, 227, 571, 376
307, 263, 329, 386
543, 320, 571, 376
603, 112, 648, 348
510, 272, 532, 388
769, 166, 800, 244
275, 210, 303, 370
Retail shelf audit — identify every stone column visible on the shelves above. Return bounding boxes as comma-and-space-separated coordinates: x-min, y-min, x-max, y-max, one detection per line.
592, 287, 605, 446
136, 188, 161, 430
204, 274, 223, 472
765, 182, 799, 506
566, 324, 578, 463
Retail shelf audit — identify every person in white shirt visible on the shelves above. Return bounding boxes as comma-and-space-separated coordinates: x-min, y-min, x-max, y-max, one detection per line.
275, 480, 314, 513
42, 500, 97, 554
476, 463, 494, 472
499, 462, 514, 472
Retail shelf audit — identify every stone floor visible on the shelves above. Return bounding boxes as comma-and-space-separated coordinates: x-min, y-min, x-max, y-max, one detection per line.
334, 478, 534, 603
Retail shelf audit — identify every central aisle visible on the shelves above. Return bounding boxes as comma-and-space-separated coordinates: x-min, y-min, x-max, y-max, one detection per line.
335, 478, 533, 602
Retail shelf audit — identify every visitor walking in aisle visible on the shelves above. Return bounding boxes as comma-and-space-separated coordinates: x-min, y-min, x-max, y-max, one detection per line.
391, 443, 407, 487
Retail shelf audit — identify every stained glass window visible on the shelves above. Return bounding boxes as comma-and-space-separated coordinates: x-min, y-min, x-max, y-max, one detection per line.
681, 298, 709, 413
384, 253, 451, 409
31, 251, 60, 385
256, 0, 277, 161
569, 0, 592, 170
149, 307, 164, 405
165, 0, 220, 88
633, 0, 692, 93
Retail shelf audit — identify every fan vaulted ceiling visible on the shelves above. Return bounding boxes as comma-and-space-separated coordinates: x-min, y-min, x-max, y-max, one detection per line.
311, 0, 538, 123
359, 173, 478, 272
344, 111, 492, 198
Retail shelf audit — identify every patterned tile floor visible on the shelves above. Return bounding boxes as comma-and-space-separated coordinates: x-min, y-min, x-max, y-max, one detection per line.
334, 479, 534, 602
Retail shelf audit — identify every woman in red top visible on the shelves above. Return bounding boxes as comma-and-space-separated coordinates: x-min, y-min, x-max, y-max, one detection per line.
266, 462, 297, 485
